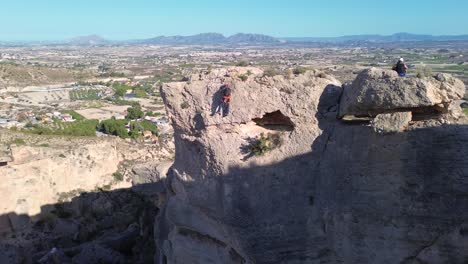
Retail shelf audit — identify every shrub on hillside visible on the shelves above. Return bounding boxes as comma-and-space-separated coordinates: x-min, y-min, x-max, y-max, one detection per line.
239, 74, 248, 82
293, 67, 307, 75
126, 106, 144, 120
263, 68, 279, 77
236, 60, 249, 67
416, 66, 433, 78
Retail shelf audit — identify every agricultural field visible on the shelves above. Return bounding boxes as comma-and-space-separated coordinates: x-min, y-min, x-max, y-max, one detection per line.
24, 119, 99, 137
69, 89, 101, 101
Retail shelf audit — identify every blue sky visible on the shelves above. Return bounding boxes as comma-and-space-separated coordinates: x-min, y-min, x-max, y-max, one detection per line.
1, 0, 467, 40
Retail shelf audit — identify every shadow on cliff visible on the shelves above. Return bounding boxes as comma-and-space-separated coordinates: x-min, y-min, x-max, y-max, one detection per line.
217, 125, 468, 263
163, 84, 468, 263
0, 181, 165, 264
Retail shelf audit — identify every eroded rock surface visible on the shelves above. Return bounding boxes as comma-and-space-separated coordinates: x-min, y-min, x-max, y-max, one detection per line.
158, 67, 468, 264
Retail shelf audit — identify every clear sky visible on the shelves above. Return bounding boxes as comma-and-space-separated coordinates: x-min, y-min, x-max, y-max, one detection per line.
1, 0, 467, 41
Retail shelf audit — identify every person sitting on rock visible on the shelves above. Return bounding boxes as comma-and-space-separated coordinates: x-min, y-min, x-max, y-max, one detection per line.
394, 58, 408, 77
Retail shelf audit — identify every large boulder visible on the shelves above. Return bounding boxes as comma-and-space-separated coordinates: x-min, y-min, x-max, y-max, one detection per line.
338, 67, 465, 117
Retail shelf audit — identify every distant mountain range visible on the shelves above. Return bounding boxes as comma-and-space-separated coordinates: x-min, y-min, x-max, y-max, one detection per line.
283, 33, 468, 43
62, 33, 281, 46
3, 33, 468, 46
133, 33, 282, 45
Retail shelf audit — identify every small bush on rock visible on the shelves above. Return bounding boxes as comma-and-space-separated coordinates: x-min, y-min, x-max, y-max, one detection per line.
113, 172, 124, 181
293, 67, 307, 75
236, 60, 249, 67
249, 133, 282, 156
263, 68, 278, 77
180, 101, 190, 109
416, 66, 433, 78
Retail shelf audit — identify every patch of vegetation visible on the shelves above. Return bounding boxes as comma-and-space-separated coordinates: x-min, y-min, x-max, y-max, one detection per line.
113, 84, 133, 97
69, 89, 100, 101
248, 133, 283, 156
263, 68, 279, 77
59, 154, 66, 158
236, 60, 249, 67
239, 74, 248, 82
126, 106, 144, 120
130, 120, 159, 136
293, 67, 307, 75
145, 111, 162, 117
416, 66, 433, 78
9, 138, 26, 145
134, 87, 148, 98
443, 64, 468, 72
57, 188, 85, 203
180, 101, 190, 109
39, 143, 50, 147
99, 118, 158, 139
62, 110, 85, 120
112, 172, 124, 181
464, 108, 468, 116
25, 120, 98, 137
99, 119, 129, 138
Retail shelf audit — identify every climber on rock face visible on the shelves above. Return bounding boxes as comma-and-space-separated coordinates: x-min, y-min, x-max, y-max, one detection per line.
213, 83, 231, 117
393, 58, 408, 77
222, 84, 231, 117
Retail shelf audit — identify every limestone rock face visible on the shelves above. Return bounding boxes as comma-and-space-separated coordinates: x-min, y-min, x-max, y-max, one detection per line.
338, 67, 465, 117
158, 68, 468, 264
0, 141, 123, 231
371, 111, 412, 133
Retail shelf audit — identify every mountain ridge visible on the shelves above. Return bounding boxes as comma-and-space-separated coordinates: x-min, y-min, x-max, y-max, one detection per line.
2, 32, 468, 46
283, 32, 468, 43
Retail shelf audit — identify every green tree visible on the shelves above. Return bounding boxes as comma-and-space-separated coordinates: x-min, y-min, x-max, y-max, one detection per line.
99, 119, 129, 138
126, 107, 144, 120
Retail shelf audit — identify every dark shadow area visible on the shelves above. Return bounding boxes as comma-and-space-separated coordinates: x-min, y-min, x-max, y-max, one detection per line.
0, 182, 165, 264
216, 124, 468, 263
252, 110, 295, 131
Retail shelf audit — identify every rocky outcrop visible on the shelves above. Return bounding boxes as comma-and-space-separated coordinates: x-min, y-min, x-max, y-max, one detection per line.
338, 67, 465, 118
158, 67, 468, 263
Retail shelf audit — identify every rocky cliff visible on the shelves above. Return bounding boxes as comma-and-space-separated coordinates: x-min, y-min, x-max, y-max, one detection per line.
158, 67, 468, 264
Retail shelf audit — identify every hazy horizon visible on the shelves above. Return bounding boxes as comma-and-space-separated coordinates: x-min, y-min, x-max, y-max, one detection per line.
1, 0, 467, 41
